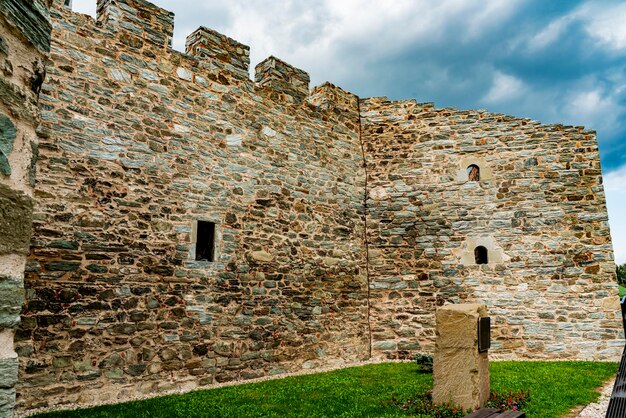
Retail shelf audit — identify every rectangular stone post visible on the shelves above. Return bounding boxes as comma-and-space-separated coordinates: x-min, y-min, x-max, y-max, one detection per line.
433, 303, 490, 411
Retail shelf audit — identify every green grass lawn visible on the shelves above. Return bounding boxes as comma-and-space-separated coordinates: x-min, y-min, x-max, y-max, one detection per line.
35, 361, 617, 418
619, 284, 626, 298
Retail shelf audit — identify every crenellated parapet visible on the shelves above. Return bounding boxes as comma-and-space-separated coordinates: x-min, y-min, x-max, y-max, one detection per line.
96, 0, 174, 49
54, 0, 361, 110
309, 82, 359, 114
185, 26, 250, 79
255, 56, 310, 103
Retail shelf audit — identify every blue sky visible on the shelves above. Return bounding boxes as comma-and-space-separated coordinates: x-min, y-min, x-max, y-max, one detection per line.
73, 0, 626, 264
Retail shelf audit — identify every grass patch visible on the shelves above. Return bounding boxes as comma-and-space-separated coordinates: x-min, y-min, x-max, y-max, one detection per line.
34, 361, 617, 418
490, 361, 617, 417
619, 285, 626, 298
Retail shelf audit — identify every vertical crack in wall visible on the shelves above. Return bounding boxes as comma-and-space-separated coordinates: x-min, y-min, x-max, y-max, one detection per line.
357, 100, 372, 359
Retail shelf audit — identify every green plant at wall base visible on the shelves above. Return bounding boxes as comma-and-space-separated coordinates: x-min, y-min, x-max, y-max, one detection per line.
414, 353, 434, 373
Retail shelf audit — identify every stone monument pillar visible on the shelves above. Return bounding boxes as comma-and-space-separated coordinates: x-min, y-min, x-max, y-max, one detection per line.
433, 303, 490, 410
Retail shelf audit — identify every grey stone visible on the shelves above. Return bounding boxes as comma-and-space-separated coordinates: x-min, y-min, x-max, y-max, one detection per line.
0, 387, 16, 417
46, 261, 80, 271
0, 358, 18, 389
0, 0, 51, 53
373, 341, 396, 350
0, 276, 24, 328
0, 36, 8, 55
0, 184, 33, 255
29, 141, 37, 186
226, 134, 242, 147
0, 114, 16, 176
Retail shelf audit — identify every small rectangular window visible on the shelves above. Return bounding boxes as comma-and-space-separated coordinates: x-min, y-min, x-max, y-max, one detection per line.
195, 221, 215, 262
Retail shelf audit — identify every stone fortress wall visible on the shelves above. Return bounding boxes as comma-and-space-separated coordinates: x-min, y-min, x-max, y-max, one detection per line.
0, 0, 51, 416
0, 0, 619, 414
360, 98, 620, 359
18, 0, 370, 411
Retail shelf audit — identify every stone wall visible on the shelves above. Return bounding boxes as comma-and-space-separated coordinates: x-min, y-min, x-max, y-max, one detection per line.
0, 0, 50, 417
361, 98, 620, 361
16, 0, 368, 411
4, 0, 620, 414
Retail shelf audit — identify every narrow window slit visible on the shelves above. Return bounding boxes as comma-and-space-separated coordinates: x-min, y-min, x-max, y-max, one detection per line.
467, 164, 480, 182
475, 246, 488, 265
196, 221, 215, 262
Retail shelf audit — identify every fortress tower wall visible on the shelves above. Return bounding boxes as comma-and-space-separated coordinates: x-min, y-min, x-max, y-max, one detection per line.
17, 0, 368, 412
0, 1, 50, 417
360, 97, 621, 361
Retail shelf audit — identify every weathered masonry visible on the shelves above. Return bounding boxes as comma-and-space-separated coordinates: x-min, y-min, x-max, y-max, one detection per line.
0, 0, 51, 417
0, 0, 619, 414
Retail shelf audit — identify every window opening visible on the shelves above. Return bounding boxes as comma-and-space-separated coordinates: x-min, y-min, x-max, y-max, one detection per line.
196, 221, 215, 262
467, 164, 480, 182
474, 246, 488, 265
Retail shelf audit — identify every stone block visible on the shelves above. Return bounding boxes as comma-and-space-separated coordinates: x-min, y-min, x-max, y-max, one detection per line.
0, 114, 16, 176
0, 184, 33, 255
0, 276, 24, 328
309, 83, 359, 115
185, 27, 250, 79
0, 358, 18, 389
0, 387, 16, 418
433, 304, 489, 410
255, 56, 310, 102
96, 0, 174, 49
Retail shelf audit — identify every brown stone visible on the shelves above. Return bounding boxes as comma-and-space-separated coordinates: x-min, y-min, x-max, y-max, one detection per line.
251, 251, 274, 262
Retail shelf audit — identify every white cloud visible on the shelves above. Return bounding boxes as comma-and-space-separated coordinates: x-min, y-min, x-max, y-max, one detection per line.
605, 165, 626, 194
576, 2, 626, 52
563, 83, 625, 137
524, 1, 626, 54
526, 16, 572, 52
605, 166, 626, 264
483, 71, 525, 104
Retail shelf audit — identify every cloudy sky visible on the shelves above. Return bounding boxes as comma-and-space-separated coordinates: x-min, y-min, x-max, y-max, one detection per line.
73, 0, 626, 264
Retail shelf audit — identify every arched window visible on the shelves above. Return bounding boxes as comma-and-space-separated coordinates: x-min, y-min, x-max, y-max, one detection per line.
467, 164, 480, 182
474, 246, 488, 265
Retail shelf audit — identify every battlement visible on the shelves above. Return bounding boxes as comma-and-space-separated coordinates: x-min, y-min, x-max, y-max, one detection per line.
255, 56, 310, 103
309, 82, 359, 116
51, 0, 71, 10
185, 27, 250, 79
96, 0, 174, 49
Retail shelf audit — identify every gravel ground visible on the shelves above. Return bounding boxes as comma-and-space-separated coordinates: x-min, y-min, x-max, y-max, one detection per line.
577, 377, 615, 417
